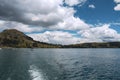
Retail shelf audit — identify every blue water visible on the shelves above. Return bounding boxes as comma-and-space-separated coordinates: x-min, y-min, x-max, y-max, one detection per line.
0, 48, 120, 80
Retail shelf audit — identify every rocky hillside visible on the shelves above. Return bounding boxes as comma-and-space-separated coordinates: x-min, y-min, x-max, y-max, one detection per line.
0, 29, 60, 48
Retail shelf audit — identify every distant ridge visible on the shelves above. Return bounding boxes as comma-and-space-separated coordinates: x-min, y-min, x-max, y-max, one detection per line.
0, 29, 60, 48
62, 42, 120, 48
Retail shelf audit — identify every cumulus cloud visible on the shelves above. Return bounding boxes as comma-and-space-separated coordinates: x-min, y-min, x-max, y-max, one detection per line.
114, 0, 120, 11
114, 4, 120, 11
51, 16, 90, 30
64, 0, 87, 6
0, 0, 89, 30
28, 31, 81, 45
0, 0, 64, 27
88, 4, 95, 9
78, 24, 120, 42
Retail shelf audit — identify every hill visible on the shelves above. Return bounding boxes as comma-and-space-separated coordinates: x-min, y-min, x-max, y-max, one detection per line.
0, 29, 60, 48
0, 29, 120, 48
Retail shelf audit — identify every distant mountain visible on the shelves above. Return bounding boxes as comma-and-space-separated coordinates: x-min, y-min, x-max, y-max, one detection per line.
62, 42, 120, 48
0, 29, 60, 48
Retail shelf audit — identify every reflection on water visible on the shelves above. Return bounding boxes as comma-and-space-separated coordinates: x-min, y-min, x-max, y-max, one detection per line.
0, 48, 120, 80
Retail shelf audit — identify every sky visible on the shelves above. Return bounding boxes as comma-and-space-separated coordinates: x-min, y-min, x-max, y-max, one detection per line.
0, 0, 120, 45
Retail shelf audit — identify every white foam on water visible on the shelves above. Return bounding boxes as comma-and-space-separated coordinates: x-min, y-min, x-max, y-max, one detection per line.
29, 65, 46, 80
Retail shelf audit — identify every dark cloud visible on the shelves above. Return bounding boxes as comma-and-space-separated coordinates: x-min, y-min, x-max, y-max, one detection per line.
0, 0, 64, 27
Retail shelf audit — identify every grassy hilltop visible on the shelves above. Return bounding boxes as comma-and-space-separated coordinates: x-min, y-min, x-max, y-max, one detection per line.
0, 29, 60, 48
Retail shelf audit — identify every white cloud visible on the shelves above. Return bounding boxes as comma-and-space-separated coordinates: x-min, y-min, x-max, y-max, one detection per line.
0, 0, 65, 26
28, 31, 81, 45
88, 4, 95, 9
114, 4, 120, 11
78, 24, 120, 42
114, 0, 120, 3
114, 0, 120, 11
64, 0, 87, 6
0, 0, 89, 32
51, 16, 90, 30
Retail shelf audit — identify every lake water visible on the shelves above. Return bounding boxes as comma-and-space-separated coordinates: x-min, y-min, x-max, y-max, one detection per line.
0, 49, 120, 80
